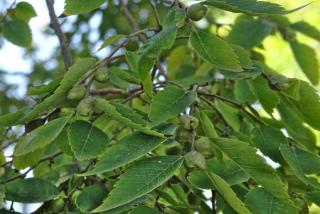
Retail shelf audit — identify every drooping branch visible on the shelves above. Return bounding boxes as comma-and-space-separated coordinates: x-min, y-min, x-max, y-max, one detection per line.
45, 0, 73, 70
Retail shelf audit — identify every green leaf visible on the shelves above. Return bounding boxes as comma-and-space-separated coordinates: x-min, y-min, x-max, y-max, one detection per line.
189, 29, 241, 72
231, 44, 254, 69
279, 144, 320, 189
81, 132, 165, 176
68, 120, 109, 161
277, 95, 316, 150
130, 205, 161, 214
149, 86, 197, 125
214, 138, 291, 201
292, 81, 320, 130
305, 191, 320, 206
3, 20, 32, 47
137, 24, 177, 80
10, 1, 37, 22
13, 148, 44, 170
289, 40, 319, 85
97, 34, 124, 52
245, 188, 299, 214
199, 111, 219, 139
93, 156, 183, 212
188, 158, 249, 189
204, 0, 308, 15
5, 178, 59, 203
21, 57, 96, 122
14, 116, 70, 156
206, 172, 252, 214
94, 99, 164, 137
64, 0, 106, 15
226, 16, 274, 49
0, 108, 29, 127
28, 76, 63, 96
291, 21, 320, 42
248, 76, 279, 114
251, 126, 287, 163
215, 101, 240, 132
234, 79, 256, 103
75, 184, 108, 212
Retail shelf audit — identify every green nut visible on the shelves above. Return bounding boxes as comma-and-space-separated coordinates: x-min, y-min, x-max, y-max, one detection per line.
67, 84, 86, 100
187, 3, 208, 21
184, 151, 207, 169
195, 137, 213, 158
94, 67, 109, 82
180, 115, 199, 130
76, 98, 94, 116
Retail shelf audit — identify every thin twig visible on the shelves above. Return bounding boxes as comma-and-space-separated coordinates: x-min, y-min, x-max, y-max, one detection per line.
1, 152, 63, 184
149, 0, 162, 31
45, 0, 73, 70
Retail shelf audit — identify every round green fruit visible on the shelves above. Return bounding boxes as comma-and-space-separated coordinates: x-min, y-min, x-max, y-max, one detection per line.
94, 67, 109, 82
195, 137, 213, 158
184, 151, 207, 169
180, 115, 199, 130
67, 84, 86, 100
187, 3, 207, 21
76, 98, 94, 116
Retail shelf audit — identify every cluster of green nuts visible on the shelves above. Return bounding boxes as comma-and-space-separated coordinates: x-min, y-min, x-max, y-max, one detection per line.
187, 3, 208, 21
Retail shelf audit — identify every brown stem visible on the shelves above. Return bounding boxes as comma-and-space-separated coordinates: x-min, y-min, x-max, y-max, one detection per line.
45, 0, 73, 70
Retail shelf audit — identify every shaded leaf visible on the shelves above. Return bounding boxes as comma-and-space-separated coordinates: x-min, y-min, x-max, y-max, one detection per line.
291, 21, 320, 42
98, 34, 124, 52
5, 178, 59, 203
75, 184, 108, 212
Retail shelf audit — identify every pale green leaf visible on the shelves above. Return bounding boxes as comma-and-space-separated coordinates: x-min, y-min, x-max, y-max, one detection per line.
64, 0, 105, 15
231, 44, 254, 69
149, 86, 197, 125
206, 172, 252, 214
81, 132, 165, 176
290, 40, 319, 85
245, 188, 299, 214
215, 101, 240, 132
3, 20, 32, 47
93, 156, 183, 212
68, 120, 109, 161
189, 29, 241, 72
28, 76, 62, 96
11, 1, 37, 22
14, 116, 70, 156
5, 178, 59, 203
0, 108, 29, 127
291, 21, 320, 42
